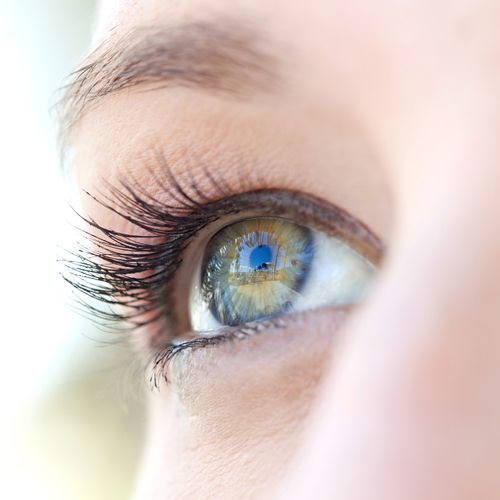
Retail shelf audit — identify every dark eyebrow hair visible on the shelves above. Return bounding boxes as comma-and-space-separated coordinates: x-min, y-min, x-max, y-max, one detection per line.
58, 18, 278, 146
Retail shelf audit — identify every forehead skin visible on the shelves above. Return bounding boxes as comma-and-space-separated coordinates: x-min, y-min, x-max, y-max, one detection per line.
71, 1, 500, 499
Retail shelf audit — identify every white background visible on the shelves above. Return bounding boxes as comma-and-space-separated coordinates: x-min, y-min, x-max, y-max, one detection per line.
0, 2, 144, 499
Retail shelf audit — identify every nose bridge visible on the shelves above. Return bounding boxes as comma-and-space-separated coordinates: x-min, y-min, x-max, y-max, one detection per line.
315, 97, 500, 429
289, 143, 500, 499
334, 115, 500, 463
395, 113, 500, 327
373, 198, 500, 415
366, 119, 500, 411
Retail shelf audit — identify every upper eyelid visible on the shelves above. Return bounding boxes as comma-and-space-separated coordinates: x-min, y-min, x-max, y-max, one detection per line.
62, 165, 383, 355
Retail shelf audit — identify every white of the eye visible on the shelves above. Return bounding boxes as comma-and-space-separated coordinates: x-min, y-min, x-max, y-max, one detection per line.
291, 231, 376, 313
188, 258, 223, 332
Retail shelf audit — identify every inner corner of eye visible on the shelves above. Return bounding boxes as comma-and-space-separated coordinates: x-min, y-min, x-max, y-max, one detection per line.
187, 216, 377, 333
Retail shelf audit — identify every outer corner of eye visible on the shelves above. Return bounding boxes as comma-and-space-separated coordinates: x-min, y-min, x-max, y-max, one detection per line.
187, 215, 378, 333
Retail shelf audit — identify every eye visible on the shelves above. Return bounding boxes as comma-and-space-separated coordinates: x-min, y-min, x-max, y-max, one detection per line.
64, 175, 383, 364
189, 216, 377, 332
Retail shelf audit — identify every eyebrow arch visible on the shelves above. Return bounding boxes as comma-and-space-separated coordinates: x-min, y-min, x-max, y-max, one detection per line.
58, 18, 278, 143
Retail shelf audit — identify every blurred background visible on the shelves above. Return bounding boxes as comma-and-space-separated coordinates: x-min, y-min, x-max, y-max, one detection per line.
0, 2, 145, 499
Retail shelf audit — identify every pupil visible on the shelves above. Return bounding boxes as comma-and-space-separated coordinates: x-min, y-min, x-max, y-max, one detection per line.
249, 244, 273, 270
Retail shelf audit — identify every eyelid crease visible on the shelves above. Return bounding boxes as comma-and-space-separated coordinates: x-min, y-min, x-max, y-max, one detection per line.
61, 162, 383, 370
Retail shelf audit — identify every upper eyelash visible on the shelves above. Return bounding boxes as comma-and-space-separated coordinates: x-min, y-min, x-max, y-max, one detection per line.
62, 167, 239, 344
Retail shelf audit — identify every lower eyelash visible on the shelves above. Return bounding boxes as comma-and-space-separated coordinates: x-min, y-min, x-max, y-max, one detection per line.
150, 317, 287, 387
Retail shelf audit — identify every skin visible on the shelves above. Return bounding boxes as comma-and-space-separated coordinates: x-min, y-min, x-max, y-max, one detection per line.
68, 0, 500, 498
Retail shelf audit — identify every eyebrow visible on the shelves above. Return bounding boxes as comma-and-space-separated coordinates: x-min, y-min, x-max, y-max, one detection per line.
58, 18, 278, 143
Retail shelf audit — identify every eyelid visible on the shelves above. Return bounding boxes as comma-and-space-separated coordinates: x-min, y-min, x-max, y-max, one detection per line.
62, 167, 384, 367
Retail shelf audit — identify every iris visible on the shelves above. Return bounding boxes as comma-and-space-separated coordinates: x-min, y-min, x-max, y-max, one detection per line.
199, 217, 314, 326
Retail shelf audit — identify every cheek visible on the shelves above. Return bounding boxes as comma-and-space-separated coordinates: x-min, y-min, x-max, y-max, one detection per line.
135, 309, 343, 498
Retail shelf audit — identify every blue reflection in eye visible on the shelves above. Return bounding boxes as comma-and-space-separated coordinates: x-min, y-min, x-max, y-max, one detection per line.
249, 244, 273, 270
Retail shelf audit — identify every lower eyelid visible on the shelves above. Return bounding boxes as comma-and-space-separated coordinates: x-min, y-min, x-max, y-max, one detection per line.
152, 306, 352, 389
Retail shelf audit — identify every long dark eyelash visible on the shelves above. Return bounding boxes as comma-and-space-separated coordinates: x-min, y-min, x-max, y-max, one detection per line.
62, 167, 239, 345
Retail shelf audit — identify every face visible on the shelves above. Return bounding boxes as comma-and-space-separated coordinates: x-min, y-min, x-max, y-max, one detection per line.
62, 0, 500, 498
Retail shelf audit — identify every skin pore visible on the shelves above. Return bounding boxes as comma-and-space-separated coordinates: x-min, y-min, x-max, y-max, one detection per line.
65, 1, 500, 499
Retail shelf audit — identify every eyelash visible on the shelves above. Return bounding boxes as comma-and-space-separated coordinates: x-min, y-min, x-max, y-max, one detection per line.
62, 165, 382, 385
64, 167, 241, 335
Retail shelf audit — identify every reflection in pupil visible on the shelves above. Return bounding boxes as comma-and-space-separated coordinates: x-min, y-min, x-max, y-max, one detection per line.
200, 218, 315, 326
249, 245, 273, 270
